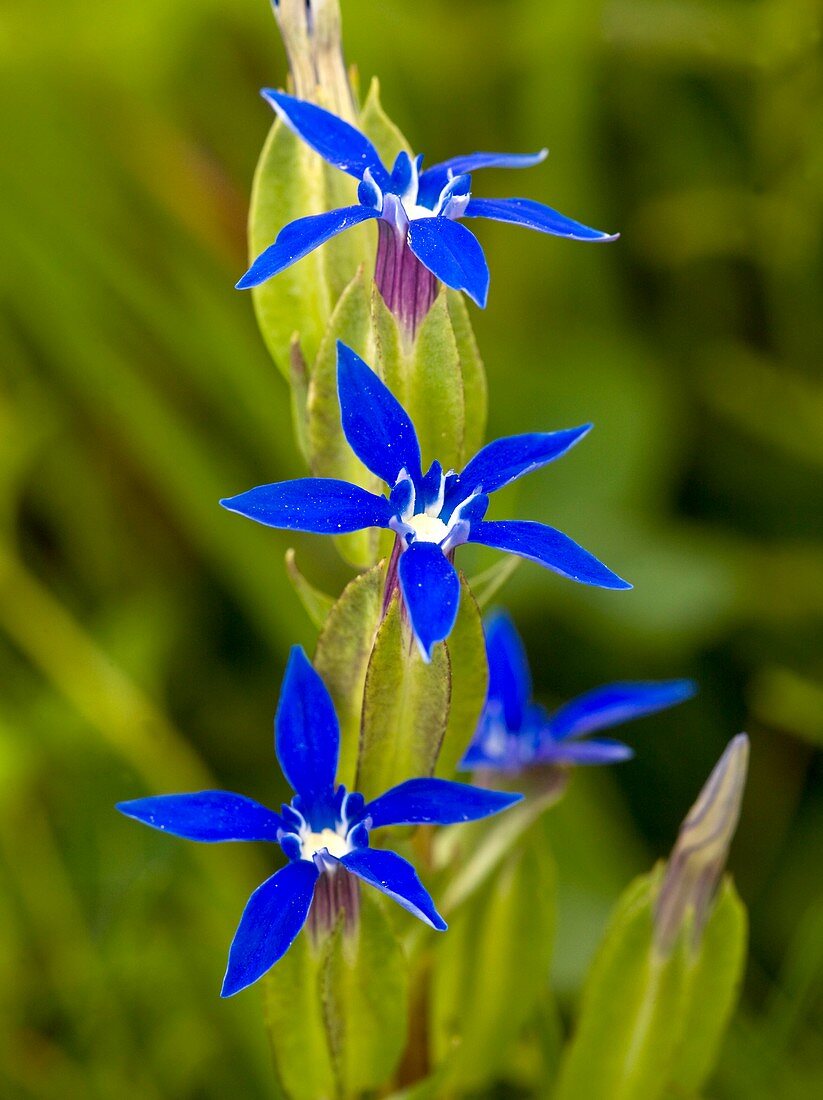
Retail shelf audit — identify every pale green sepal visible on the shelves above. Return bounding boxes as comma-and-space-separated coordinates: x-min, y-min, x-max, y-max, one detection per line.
263, 928, 338, 1100
446, 290, 487, 461
430, 831, 556, 1092
248, 120, 332, 376
356, 593, 451, 802
313, 563, 384, 790
406, 291, 465, 472
308, 266, 381, 567
359, 78, 412, 167
554, 867, 690, 1100
322, 891, 409, 1098
667, 877, 747, 1094
436, 574, 488, 780
288, 337, 311, 465
284, 549, 336, 629
319, 161, 374, 306
371, 282, 405, 399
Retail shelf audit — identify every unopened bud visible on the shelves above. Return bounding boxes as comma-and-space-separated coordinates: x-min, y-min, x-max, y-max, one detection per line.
655, 734, 749, 954
271, 0, 356, 120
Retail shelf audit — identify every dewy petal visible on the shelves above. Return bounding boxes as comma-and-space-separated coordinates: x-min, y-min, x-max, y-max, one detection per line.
365, 777, 521, 828
417, 149, 547, 204
407, 218, 490, 308
221, 860, 319, 997
237, 206, 379, 288
116, 792, 283, 842
534, 737, 634, 766
275, 647, 340, 814
464, 198, 618, 242
337, 343, 423, 486
341, 848, 446, 931
261, 89, 390, 186
220, 478, 394, 534
484, 610, 532, 730
398, 541, 461, 661
452, 426, 592, 499
469, 520, 632, 590
546, 680, 697, 741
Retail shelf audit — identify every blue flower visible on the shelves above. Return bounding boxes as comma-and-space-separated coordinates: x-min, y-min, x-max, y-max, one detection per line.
221, 343, 631, 660
463, 611, 696, 770
117, 647, 520, 997
237, 90, 617, 308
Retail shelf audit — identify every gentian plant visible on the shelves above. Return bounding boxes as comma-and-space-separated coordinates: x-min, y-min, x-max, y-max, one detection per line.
238, 89, 616, 327
118, 2, 750, 1096
464, 611, 697, 770
118, 647, 518, 996
222, 343, 630, 658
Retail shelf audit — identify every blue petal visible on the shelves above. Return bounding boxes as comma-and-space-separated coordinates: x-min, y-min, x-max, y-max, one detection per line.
546, 680, 697, 741
451, 426, 591, 500
398, 542, 461, 660
464, 198, 618, 242
484, 610, 532, 730
417, 149, 547, 205
407, 218, 489, 308
469, 520, 632, 590
261, 90, 389, 186
116, 792, 283, 842
534, 737, 634, 766
341, 848, 446, 930
220, 478, 394, 534
275, 647, 340, 814
237, 206, 379, 288
221, 859, 318, 997
337, 343, 422, 486
365, 777, 521, 828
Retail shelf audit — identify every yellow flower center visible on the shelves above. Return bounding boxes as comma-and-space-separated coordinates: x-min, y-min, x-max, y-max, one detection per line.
406, 513, 449, 544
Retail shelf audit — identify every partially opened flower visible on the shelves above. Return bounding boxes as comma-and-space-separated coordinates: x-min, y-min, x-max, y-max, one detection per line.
463, 611, 696, 771
238, 90, 617, 325
221, 343, 631, 660
118, 647, 520, 997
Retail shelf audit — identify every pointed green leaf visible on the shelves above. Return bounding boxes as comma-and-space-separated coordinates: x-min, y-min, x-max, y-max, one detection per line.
288, 337, 311, 465
405, 291, 465, 472
359, 78, 412, 167
555, 869, 690, 1100
308, 266, 382, 567
356, 593, 450, 801
285, 549, 336, 629
264, 929, 338, 1100
431, 830, 556, 1091
446, 290, 486, 462
314, 563, 384, 790
436, 574, 487, 779
371, 282, 405, 399
668, 877, 747, 1094
322, 891, 409, 1097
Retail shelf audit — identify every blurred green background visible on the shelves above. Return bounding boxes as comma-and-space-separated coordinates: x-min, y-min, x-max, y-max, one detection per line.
2, 0, 822, 1095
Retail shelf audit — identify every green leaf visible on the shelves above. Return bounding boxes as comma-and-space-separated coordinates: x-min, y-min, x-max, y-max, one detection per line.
405, 291, 465, 472
436, 574, 488, 779
554, 869, 690, 1100
356, 593, 450, 801
284, 549, 336, 629
430, 830, 556, 1091
446, 290, 486, 462
288, 337, 311, 465
264, 930, 338, 1100
323, 891, 409, 1098
359, 78, 412, 167
313, 563, 384, 790
308, 266, 381, 567
668, 877, 747, 1094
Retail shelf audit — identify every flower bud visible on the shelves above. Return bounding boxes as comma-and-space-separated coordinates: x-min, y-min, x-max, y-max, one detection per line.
271, 0, 355, 120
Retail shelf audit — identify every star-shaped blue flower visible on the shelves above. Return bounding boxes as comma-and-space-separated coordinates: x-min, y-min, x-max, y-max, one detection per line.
237, 90, 617, 308
118, 647, 519, 997
463, 611, 697, 771
221, 343, 631, 660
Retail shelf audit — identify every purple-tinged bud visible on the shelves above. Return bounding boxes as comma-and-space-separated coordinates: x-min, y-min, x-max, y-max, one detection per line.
654, 734, 749, 955
374, 218, 439, 338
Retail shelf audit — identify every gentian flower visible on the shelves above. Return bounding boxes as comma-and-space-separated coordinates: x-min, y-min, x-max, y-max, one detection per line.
237, 90, 617, 326
463, 611, 696, 770
117, 647, 520, 997
221, 343, 631, 660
